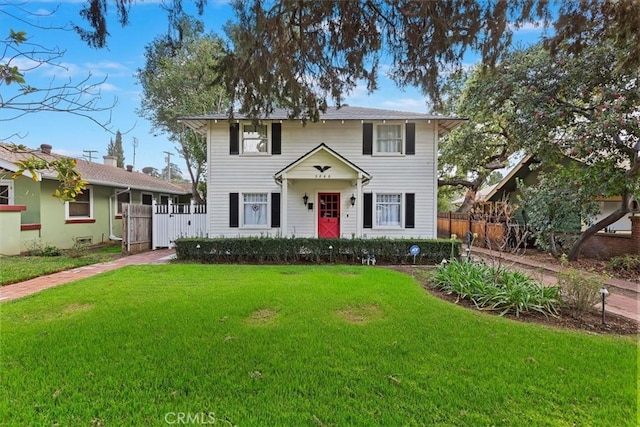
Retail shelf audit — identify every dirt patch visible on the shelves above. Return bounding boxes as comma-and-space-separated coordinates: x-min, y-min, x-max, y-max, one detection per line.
246, 308, 278, 325
336, 304, 383, 324
507, 249, 638, 282
390, 266, 638, 336
62, 303, 95, 315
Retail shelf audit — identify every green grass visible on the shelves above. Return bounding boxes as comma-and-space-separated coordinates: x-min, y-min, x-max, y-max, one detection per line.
0, 246, 121, 286
1, 265, 637, 426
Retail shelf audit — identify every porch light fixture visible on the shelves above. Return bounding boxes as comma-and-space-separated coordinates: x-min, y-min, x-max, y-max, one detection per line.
350, 194, 356, 206
303, 193, 309, 206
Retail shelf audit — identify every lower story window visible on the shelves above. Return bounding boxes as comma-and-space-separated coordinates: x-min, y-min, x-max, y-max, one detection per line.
0, 181, 13, 205
67, 187, 92, 218
243, 193, 267, 226
117, 191, 130, 215
376, 194, 401, 226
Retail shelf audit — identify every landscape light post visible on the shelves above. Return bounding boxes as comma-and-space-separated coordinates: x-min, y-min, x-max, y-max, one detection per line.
599, 286, 609, 325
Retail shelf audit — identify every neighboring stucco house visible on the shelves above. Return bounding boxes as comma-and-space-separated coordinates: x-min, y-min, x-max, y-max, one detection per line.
179, 106, 464, 239
0, 142, 190, 255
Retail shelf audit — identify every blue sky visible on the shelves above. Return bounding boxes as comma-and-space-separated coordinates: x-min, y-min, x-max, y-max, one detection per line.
1, 1, 545, 174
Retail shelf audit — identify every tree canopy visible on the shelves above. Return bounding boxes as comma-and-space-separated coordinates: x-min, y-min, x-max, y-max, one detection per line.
437, 66, 523, 213
136, 16, 229, 202
466, 40, 639, 260
73, 0, 639, 119
107, 131, 126, 168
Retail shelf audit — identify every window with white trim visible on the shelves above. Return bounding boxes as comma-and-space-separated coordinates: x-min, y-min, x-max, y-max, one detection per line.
243, 193, 268, 226
66, 186, 93, 218
376, 194, 402, 227
376, 124, 403, 154
242, 124, 268, 154
0, 180, 13, 205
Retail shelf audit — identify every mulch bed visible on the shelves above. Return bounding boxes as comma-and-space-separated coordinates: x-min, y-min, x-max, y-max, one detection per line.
514, 248, 638, 282
390, 266, 639, 336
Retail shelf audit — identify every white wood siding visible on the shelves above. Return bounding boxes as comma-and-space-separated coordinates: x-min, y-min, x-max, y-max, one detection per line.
207, 120, 438, 238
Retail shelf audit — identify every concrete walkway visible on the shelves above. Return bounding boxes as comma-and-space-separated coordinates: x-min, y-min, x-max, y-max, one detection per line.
472, 247, 639, 323
0, 249, 175, 302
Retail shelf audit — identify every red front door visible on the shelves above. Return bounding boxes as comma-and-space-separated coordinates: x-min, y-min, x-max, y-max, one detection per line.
318, 193, 340, 238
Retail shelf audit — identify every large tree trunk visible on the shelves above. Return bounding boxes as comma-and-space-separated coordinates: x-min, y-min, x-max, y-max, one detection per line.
567, 194, 631, 261
457, 189, 477, 213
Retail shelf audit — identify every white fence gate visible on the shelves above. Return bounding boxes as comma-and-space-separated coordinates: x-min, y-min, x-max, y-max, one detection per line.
152, 200, 208, 249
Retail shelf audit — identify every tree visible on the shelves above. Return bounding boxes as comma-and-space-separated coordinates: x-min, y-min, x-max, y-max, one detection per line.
136, 16, 228, 203
518, 172, 600, 258
161, 162, 185, 183
72, 0, 639, 120
107, 131, 126, 168
482, 42, 639, 260
1, 4, 117, 201
437, 67, 523, 213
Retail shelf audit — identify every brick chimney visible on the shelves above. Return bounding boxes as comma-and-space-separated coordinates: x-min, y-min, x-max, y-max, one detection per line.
103, 156, 117, 167
126, 165, 133, 172
40, 144, 52, 154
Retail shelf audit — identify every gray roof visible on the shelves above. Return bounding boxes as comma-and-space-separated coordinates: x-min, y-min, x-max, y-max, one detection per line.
180, 106, 466, 136
0, 142, 189, 195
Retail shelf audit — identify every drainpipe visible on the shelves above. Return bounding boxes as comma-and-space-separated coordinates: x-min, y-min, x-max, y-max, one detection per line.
109, 187, 130, 241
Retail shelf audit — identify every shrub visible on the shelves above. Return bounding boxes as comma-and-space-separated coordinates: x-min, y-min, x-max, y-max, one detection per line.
25, 241, 62, 257
608, 254, 640, 274
66, 240, 90, 258
175, 237, 460, 265
556, 267, 604, 315
433, 260, 561, 317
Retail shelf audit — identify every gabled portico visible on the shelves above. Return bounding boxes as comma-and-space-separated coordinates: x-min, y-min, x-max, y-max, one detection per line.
274, 143, 371, 238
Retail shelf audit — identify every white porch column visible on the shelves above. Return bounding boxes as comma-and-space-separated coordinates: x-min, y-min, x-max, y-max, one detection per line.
356, 173, 363, 238
281, 173, 288, 237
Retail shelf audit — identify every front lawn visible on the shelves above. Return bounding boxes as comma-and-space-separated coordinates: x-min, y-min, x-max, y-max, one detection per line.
0, 244, 121, 286
1, 265, 636, 426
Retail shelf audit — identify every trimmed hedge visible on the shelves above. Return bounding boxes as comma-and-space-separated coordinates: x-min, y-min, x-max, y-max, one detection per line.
175, 237, 460, 265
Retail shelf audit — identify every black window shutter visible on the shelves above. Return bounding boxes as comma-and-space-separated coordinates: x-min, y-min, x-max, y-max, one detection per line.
229, 193, 239, 227
230, 123, 239, 155
362, 123, 373, 155
405, 193, 415, 228
271, 193, 281, 227
271, 123, 281, 155
363, 192, 373, 228
406, 123, 415, 155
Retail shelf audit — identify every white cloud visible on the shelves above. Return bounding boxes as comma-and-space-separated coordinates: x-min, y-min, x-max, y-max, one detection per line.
509, 20, 545, 32
379, 98, 428, 112
97, 82, 119, 92
85, 60, 130, 77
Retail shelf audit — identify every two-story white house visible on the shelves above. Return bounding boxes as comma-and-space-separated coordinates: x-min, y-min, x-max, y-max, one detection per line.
179, 106, 464, 239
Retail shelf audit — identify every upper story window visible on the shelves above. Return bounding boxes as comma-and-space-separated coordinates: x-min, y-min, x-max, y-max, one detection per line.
376, 124, 403, 154
66, 186, 93, 219
243, 124, 268, 154
243, 193, 268, 226
0, 180, 13, 205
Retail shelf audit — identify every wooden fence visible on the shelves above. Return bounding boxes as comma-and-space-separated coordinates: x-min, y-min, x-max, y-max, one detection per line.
437, 212, 525, 249
122, 203, 153, 254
